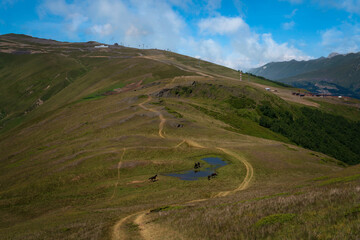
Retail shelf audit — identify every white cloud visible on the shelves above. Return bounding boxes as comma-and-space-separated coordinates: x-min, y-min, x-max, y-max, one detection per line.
321, 23, 360, 53
282, 0, 360, 15
285, 9, 298, 18
90, 23, 113, 36
67, 13, 88, 33
167, 0, 193, 9
39, 0, 186, 47
261, 34, 308, 61
205, 0, 222, 12
198, 39, 223, 61
0, 0, 18, 7
198, 16, 247, 35
37, 0, 310, 70
195, 16, 310, 69
231, 32, 310, 69
283, 21, 295, 30
315, 0, 360, 15
38, 0, 88, 35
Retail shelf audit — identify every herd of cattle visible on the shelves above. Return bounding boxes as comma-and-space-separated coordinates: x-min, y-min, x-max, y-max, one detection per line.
148, 162, 218, 182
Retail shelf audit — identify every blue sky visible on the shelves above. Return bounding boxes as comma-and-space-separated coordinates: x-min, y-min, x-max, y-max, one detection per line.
1, 0, 360, 70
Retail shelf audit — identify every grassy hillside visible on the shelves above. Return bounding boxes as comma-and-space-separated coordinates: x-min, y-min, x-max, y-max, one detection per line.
0, 52, 87, 131
142, 164, 360, 239
0, 34, 359, 240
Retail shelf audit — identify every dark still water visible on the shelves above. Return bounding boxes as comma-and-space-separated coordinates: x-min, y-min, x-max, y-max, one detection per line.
164, 157, 227, 181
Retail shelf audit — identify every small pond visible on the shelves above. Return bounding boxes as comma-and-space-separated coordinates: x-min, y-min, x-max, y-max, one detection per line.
164, 157, 227, 181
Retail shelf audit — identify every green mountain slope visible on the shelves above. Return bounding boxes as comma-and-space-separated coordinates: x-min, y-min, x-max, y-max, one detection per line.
0, 34, 359, 239
249, 53, 360, 98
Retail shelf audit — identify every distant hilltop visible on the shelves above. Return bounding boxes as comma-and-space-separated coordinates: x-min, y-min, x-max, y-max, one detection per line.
327, 52, 341, 58
249, 52, 360, 99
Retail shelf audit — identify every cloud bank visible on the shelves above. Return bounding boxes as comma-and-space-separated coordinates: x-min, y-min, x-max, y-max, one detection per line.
315, 0, 360, 15
36, 0, 310, 70
321, 23, 360, 53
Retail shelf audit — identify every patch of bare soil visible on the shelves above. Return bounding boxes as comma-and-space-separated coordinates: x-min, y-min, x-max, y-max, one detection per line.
0, 48, 15, 53
134, 212, 188, 240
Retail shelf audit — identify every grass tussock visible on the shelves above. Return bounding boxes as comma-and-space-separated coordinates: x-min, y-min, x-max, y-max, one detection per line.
319, 174, 360, 186
255, 213, 296, 227
150, 205, 185, 213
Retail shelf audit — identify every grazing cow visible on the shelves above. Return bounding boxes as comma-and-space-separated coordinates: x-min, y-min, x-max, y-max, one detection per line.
207, 172, 217, 180
194, 162, 201, 169
148, 174, 157, 182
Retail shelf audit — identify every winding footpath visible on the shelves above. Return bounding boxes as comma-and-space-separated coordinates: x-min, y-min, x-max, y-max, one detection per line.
214, 147, 254, 197
138, 96, 166, 139
111, 85, 254, 240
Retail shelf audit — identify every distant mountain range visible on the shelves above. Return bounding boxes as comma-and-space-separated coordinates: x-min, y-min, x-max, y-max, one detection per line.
249, 52, 360, 98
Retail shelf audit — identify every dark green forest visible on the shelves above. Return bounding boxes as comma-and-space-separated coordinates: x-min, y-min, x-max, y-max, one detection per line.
170, 83, 360, 165
258, 102, 360, 165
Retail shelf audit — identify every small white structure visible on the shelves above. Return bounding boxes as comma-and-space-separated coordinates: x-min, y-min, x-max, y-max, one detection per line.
338, 96, 342, 99
265, 88, 271, 91
94, 45, 109, 48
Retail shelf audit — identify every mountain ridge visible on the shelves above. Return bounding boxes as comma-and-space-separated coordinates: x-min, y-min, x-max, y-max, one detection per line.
249, 52, 360, 98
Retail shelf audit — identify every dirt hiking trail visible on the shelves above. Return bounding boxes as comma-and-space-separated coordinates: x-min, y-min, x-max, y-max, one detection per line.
138, 96, 166, 138
109, 148, 126, 200
214, 147, 254, 197
111, 83, 254, 239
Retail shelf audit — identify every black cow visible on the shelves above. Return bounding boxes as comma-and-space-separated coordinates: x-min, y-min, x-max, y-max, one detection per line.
194, 162, 201, 169
207, 172, 217, 180
148, 174, 157, 182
